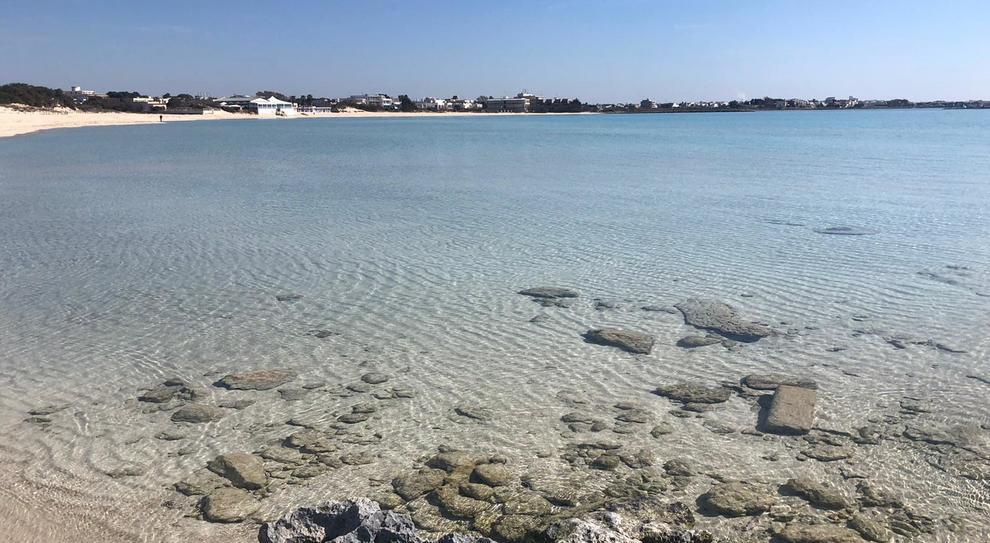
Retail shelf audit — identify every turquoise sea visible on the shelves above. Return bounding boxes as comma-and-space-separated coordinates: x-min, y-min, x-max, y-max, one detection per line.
0, 111, 988, 541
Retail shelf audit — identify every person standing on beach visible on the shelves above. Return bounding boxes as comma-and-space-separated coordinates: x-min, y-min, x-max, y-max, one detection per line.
159, 114, 163, 122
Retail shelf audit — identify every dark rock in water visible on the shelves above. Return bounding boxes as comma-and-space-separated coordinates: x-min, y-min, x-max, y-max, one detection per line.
472, 463, 515, 486
813, 226, 876, 236
802, 445, 854, 462
701, 481, 775, 517
856, 481, 903, 508
582, 328, 655, 354
663, 458, 694, 477
28, 404, 70, 416
338, 412, 370, 424
675, 335, 722, 349
776, 523, 865, 543
361, 372, 390, 385
216, 369, 297, 390
518, 287, 579, 299
782, 477, 851, 510
207, 452, 267, 490
641, 305, 678, 314
201, 488, 260, 523
309, 329, 339, 339
675, 299, 771, 342
426, 451, 488, 474
279, 387, 308, 401
259, 498, 418, 543
654, 383, 730, 404
762, 385, 816, 435
217, 398, 255, 410
171, 404, 225, 423
275, 293, 303, 302
139, 381, 201, 403
529, 314, 551, 323
742, 374, 817, 390
848, 514, 891, 543
392, 469, 447, 500
454, 405, 494, 422
593, 300, 621, 310
285, 430, 336, 454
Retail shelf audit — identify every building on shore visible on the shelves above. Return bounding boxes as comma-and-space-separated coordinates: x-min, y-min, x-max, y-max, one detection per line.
484, 95, 528, 112
347, 94, 394, 109
214, 95, 256, 112
250, 96, 296, 116
415, 97, 447, 111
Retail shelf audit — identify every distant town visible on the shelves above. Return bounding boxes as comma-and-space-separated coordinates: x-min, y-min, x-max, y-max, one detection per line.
1, 82, 988, 116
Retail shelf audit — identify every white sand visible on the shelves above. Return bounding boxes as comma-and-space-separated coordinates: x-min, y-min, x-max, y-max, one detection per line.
0, 106, 538, 138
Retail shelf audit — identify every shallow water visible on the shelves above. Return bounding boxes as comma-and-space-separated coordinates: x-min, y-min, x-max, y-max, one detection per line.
1, 111, 989, 542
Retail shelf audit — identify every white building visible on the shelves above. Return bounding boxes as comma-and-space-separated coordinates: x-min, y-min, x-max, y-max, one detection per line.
415, 97, 447, 111
250, 96, 297, 116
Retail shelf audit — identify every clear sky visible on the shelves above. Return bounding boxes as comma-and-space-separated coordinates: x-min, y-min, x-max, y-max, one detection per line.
2, 0, 987, 103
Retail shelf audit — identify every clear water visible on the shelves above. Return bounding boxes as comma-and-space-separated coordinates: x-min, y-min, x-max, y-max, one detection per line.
1, 111, 988, 541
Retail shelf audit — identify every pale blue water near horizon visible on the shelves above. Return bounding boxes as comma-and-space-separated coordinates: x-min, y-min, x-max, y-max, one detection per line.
0, 111, 989, 541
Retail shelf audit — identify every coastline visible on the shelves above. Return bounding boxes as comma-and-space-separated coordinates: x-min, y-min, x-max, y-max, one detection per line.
0, 107, 573, 139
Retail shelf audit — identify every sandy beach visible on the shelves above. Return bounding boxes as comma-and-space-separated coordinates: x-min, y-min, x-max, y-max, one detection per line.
0, 106, 534, 139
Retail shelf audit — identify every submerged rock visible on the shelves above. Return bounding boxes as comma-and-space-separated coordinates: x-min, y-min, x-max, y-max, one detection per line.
654, 383, 730, 405
392, 469, 447, 500
201, 488, 260, 523
207, 452, 268, 490
701, 482, 775, 517
762, 385, 816, 435
518, 287, 579, 299
675, 299, 771, 342
171, 404, 225, 423
275, 293, 303, 302
675, 335, 722, 349
259, 498, 418, 543
582, 328, 655, 354
139, 380, 201, 403
454, 405, 494, 422
741, 374, 817, 390
472, 463, 515, 486
361, 372, 391, 385
782, 477, 851, 510
216, 369, 297, 391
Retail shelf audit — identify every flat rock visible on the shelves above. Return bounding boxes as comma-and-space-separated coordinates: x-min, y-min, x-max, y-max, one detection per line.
782, 477, 851, 510
201, 488, 260, 523
675, 298, 771, 342
582, 328, 655, 354
654, 383, 730, 404
171, 404, 225, 423
776, 524, 866, 543
426, 451, 489, 474
275, 293, 303, 302
742, 374, 818, 390
472, 463, 515, 486
259, 498, 417, 543
392, 469, 447, 500
139, 381, 201, 403
518, 287, 579, 299
207, 452, 268, 490
454, 404, 494, 422
701, 481, 775, 517
848, 514, 891, 542
675, 335, 723, 348
762, 385, 816, 435
216, 369, 296, 391
361, 372, 390, 384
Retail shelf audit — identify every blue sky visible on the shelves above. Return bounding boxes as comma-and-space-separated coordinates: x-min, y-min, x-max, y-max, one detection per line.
2, 0, 987, 102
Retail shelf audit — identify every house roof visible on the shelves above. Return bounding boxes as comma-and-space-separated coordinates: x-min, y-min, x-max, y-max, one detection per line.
250, 96, 293, 105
